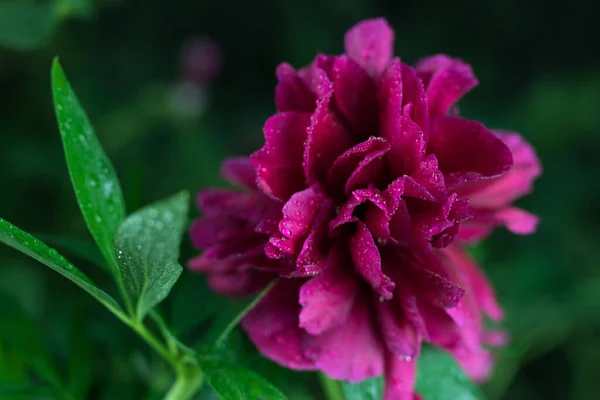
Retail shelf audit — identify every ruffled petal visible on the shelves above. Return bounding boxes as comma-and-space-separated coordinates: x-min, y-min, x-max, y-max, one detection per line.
459, 207, 539, 243
304, 69, 354, 185
333, 55, 379, 139
242, 280, 316, 370
299, 245, 359, 334
344, 18, 394, 76
275, 63, 317, 112
416, 54, 478, 118
379, 59, 427, 176
383, 353, 418, 400
428, 116, 513, 188
302, 296, 385, 381
377, 299, 421, 358
462, 131, 542, 208
221, 157, 258, 190
251, 112, 311, 200
351, 221, 395, 299
328, 137, 390, 197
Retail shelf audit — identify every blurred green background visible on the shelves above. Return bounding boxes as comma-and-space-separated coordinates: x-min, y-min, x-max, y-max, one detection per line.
1, 0, 599, 399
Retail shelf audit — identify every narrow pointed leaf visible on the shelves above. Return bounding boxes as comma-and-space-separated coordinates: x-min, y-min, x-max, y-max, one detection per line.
51, 59, 126, 276
199, 359, 287, 400
114, 191, 189, 320
0, 218, 123, 314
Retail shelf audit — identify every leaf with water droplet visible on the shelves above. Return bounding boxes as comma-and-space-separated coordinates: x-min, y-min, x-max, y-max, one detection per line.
51, 59, 126, 280
198, 358, 287, 400
415, 346, 484, 400
114, 191, 189, 320
0, 218, 122, 314
341, 376, 383, 400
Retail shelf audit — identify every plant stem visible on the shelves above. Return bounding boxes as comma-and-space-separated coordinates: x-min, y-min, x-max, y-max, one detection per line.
319, 373, 345, 400
164, 363, 204, 400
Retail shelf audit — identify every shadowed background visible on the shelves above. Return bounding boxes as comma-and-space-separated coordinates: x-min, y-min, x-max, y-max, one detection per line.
1, 0, 599, 399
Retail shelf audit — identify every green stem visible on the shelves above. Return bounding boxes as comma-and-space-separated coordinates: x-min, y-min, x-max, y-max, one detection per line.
99, 288, 203, 399
164, 364, 204, 400
319, 373, 345, 400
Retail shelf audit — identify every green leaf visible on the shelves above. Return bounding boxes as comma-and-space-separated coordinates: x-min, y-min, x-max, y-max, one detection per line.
340, 347, 485, 400
340, 376, 383, 400
35, 234, 109, 273
199, 359, 287, 400
0, 2, 58, 50
114, 191, 189, 320
415, 347, 485, 400
51, 59, 126, 277
0, 218, 123, 315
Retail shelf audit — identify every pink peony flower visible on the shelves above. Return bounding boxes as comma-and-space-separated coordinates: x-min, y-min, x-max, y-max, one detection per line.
189, 18, 541, 399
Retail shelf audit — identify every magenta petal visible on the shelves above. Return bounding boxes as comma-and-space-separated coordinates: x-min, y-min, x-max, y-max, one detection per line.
302, 296, 385, 381
383, 353, 418, 400
377, 300, 421, 358
405, 250, 465, 308
208, 269, 273, 297
400, 63, 429, 136
296, 198, 333, 273
409, 154, 447, 202
379, 60, 427, 176
278, 186, 324, 240
304, 73, 354, 185
416, 54, 478, 118
495, 207, 539, 235
251, 112, 311, 200
242, 280, 315, 370
299, 245, 358, 334
328, 137, 391, 196
465, 131, 542, 208
344, 17, 394, 77
221, 157, 258, 189
275, 63, 317, 112
351, 222, 395, 299
332, 55, 379, 139
189, 216, 247, 249
452, 347, 494, 382
428, 116, 513, 188
444, 247, 503, 321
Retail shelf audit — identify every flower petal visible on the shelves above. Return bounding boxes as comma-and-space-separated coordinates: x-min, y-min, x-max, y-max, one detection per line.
379, 60, 427, 176
351, 221, 395, 299
296, 198, 334, 275
221, 157, 258, 190
275, 63, 317, 112
299, 245, 358, 335
251, 112, 311, 200
332, 55, 378, 139
207, 269, 274, 297
428, 116, 513, 188
302, 296, 385, 381
304, 70, 354, 185
344, 17, 394, 76
242, 280, 316, 370
377, 299, 421, 358
443, 246, 503, 321
495, 207, 539, 235
461, 131, 542, 208
383, 354, 418, 400
416, 54, 478, 118
400, 63, 428, 136
328, 137, 391, 197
